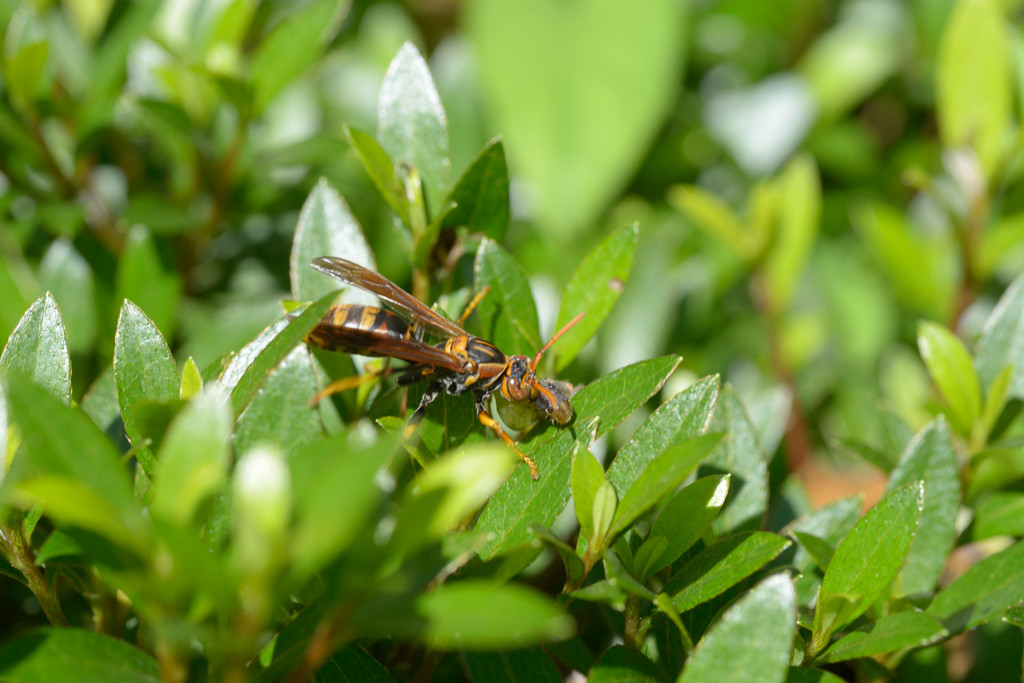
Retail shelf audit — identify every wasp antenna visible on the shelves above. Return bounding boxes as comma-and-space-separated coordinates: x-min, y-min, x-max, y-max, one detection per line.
532, 312, 586, 372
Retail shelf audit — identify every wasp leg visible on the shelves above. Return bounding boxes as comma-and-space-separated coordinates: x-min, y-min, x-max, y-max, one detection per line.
475, 397, 540, 480
401, 382, 444, 443
308, 360, 393, 406
456, 285, 491, 328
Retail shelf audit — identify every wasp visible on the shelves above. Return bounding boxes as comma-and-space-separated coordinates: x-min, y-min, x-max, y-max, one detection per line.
304, 256, 584, 480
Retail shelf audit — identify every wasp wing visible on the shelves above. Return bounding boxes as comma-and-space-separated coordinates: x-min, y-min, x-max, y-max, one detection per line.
308, 321, 468, 373
311, 256, 467, 338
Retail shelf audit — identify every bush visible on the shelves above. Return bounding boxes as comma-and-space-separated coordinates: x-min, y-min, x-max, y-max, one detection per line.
2, 1, 1024, 681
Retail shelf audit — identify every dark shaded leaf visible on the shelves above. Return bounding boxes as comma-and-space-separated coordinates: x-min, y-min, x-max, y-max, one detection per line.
473, 239, 541, 355
462, 648, 561, 683
926, 538, 1024, 633
443, 137, 509, 241
0, 628, 159, 683
587, 645, 661, 683
818, 610, 946, 664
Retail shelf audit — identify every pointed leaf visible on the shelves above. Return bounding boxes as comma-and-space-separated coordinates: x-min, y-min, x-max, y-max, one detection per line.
1, 294, 70, 404
378, 43, 450, 217
607, 375, 720, 498
115, 227, 181, 340
785, 495, 862, 573
473, 239, 541, 355
885, 418, 960, 596
926, 538, 1024, 633
345, 126, 411, 229
442, 136, 509, 241
571, 447, 606, 541
290, 179, 376, 305
975, 273, 1024, 399
763, 155, 820, 315
38, 240, 96, 354
679, 574, 796, 683
646, 474, 730, 577
818, 610, 946, 664
918, 321, 981, 435
666, 531, 792, 613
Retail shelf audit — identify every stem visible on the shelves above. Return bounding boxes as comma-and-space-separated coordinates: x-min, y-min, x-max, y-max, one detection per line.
0, 521, 68, 626
155, 638, 189, 683
623, 595, 642, 650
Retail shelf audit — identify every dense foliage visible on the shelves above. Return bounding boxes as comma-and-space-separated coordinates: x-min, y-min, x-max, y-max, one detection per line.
2, 1, 1024, 681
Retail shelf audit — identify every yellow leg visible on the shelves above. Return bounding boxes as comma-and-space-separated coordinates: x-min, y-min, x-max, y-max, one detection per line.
308, 362, 391, 406
477, 407, 539, 480
457, 285, 491, 328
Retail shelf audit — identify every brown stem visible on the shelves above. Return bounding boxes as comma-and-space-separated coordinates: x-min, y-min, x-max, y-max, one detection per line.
0, 521, 68, 627
623, 595, 642, 650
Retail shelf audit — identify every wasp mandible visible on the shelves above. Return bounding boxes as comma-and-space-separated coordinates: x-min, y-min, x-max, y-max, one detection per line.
304, 256, 584, 480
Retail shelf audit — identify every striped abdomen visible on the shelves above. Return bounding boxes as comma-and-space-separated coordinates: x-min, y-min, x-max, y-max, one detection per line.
306, 304, 414, 355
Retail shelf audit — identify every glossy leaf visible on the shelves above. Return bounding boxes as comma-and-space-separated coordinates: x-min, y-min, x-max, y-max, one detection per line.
645, 474, 730, 577
411, 581, 573, 650
250, 0, 346, 113
926, 538, 1024, 633
936, 0, 1011, 179
817, 610, 946, 664
785, 495, 862, 573
588, 645, 661, 683
113, 300, 179, 473
345, 127, 411, 229
571, 447, 606, 542
467, 0, 685, 235
666, 531, 792, 613
221, 292, 337, 418
606, 375, 720, 498
473, 239, 541, 355
886, 418, 960, 597
442, 136, 509, 241
315, 645, 394, 683
609, 433, 722, 540
0, 628, 159, 683
234, 347, 323, 458
555, 223, 638, 371
463, 648, 561, 683
975, 273, 1024, 399
810, 483, 924, 656
791, 532, 835, 573
476, 356, 680, 559
701, 384, 769, 534
918, 322, 981, 435
378, 43, 450, 218
678, 574, 796, 683
0, 293, 71, 404
150, 386, 231, 527
290, 178, 376, 305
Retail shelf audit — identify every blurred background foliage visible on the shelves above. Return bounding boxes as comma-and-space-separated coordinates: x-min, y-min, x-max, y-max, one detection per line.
1, 0, 1023, 528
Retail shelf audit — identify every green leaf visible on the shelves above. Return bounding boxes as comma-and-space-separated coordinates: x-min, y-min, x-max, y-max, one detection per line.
220, 292, 338, 418
645, 474, 731, 577
476, 356, 680, 559
609, 433, 722, 540
936, 0, 1011, 179
115, 227, 182, 341
784, 495, 863, 573
0, 294, 71, 404
810, 482, 924, 656
442, 136, 510, 241
473, 239, 541, 355
669, 184, 758, 261
344, 127, 411, 230
979, 364, 1013, 443
701, 384, 769, 535
784, 668, 848, 683
678, 574, 796, 683
463, 648, 561, 683
179, 357, 202, 400
918, 322, 982, 435
817, 610, 946, 664
973, 492, 1024, 540
531, 525, 585, 587
3, 26, 48, 117
606, 375, 720, 498
588, 645, 661, 683
290, 178, 377, 305
410, 581, 573, 650
378, 42, 450, 218
4, 374, 142, 543
0, 628, 159, 682
555, 223, 638, 371
591, 480, 617, 550
467, 0, 685, 235
38, 240, 97, 354
791, 532, 835, 573
763, 155, 820, 315
114, 300, 179, 474
571, 447, 606, 542
234, 347, 323, 458
926, 538, 1024, 633
666, 531, 792, 613
975, 273, 1024, 399
314, 645, 395, 683
288, 433, 391, 581
149, 387, 231, 527
250, 0, 346, 113
885, 418, 960, 596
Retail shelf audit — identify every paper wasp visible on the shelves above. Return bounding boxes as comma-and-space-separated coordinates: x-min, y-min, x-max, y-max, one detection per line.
304, 256, 584, 480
